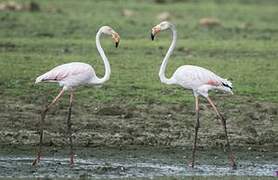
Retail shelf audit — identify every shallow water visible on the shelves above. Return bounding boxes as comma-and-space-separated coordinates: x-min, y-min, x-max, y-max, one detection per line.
0, 146, 277, 179
0, 156, 277, 178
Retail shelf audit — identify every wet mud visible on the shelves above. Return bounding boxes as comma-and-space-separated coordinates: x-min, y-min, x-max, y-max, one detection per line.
0, 96, 277, 147
0, 96, 277, 178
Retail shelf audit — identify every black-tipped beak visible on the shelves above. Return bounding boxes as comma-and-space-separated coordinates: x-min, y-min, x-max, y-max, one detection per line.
115, 41, 119, 48
151, 33, 155, 41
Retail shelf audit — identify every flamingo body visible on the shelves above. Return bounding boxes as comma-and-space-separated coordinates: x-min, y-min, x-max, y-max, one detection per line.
32, 26, 120, 166
172, 65, 233, 97
151, 21, 236, 169
35, 62, 97, 90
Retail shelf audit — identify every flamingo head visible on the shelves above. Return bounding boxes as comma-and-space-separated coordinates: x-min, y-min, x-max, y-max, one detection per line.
151, 21, 170, 40
100, 26, 120, 48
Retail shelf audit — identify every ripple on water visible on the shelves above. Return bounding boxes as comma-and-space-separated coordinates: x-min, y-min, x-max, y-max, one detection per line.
0, 156, 277, 178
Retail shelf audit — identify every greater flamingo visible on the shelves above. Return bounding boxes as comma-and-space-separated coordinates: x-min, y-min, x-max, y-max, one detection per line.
32, 26, 120, 166
151, 21, 236, 169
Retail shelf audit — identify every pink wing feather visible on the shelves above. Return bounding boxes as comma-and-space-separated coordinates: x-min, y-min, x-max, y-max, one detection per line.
35, 62, 94, 84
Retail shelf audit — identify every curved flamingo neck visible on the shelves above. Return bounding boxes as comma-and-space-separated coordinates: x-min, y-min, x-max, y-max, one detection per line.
159, 24, 177, 85
93, 29, 111, 84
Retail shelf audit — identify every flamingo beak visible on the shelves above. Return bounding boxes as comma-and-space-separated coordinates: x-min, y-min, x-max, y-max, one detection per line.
151, 27, 160, 41
112, 32, 120, 48
151, 32, 155, 41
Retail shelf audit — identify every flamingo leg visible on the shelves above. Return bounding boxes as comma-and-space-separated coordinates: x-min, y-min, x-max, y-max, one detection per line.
190, 96, 200, 168
67, 91, 74, 166
32, 89, 65, 166
206, 97, 237, 170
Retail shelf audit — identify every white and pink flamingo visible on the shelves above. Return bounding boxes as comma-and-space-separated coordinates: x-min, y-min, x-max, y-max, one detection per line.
151, 21, 236, 169
32, 26, 120, 166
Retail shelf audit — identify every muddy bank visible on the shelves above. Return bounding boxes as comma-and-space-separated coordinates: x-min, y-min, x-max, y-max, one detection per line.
0, 95, 277, 147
